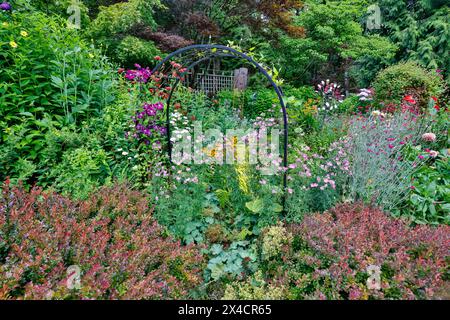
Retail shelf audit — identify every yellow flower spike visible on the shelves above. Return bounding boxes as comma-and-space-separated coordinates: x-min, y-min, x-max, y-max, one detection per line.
88, 53, 94, 58
9, 41, 17, 48
20, 31, 28, 37
2, 22, 8, 27
236, 163, 250, 195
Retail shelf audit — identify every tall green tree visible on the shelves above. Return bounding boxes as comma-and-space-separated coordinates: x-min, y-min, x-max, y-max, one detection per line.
260, 0, 397, 88
376, 0, 449, 82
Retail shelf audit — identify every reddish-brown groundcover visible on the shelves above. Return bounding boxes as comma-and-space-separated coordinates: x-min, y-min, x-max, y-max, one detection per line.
0, 182, 205, 300
286, 203, 450, 299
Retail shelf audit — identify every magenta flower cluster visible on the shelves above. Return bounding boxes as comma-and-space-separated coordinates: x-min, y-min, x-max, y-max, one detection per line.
0, 2, 11, 11
124, 64, 152, 83
140, 102, 164, 117
132, 102, 167, 144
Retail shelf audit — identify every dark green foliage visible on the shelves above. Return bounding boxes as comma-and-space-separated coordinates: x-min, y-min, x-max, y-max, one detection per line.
0, 12, 115, 126
114, 36, 162, 68
0, 11, 118, 188
401, 156, 450, 225
260, 0, 397, 87
377, 0, 450, 82
85, 0, 163, 67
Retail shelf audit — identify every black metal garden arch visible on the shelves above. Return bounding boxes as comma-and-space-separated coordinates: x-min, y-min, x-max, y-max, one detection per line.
151, 44, 289, 191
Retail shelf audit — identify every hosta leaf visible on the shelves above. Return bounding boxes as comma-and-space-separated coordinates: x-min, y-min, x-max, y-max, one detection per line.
245, 198, 264, 214
272, 203, 283, 213
210, 263, 225, 280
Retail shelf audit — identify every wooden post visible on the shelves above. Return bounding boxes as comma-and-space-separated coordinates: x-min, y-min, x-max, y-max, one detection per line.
233, 68, 248, 91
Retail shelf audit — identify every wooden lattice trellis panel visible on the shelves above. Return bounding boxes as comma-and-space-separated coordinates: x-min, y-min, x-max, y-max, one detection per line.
197, 71, 234, 95
189, 68, 248, 95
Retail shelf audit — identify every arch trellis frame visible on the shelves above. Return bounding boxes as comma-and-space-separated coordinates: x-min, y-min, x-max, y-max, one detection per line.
151, 44, 289, 191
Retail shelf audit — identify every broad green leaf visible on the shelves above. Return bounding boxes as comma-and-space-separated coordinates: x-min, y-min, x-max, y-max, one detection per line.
245, 198, 264, 214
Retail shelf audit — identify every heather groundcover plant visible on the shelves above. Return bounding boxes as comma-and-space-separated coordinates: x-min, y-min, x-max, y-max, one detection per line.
0, 0, 449, 307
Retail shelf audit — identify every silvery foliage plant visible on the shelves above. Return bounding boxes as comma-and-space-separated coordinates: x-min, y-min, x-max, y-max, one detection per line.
346, 111, 430, 211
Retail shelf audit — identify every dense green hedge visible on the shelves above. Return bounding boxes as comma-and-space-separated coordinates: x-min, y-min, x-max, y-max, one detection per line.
373, 62, 445, 107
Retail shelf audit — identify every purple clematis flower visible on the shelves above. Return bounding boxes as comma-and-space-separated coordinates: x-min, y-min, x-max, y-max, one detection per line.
0, 2, 12, 11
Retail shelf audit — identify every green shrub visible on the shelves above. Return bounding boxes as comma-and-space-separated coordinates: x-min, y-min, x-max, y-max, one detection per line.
44, 145, 110, 200
0, 11, 135, 191
114, 36, 161, 68
337, 94, 360, 114
86, 0, 163, 66
87, 0, 161, 38
11, 0, 90, 23
215, 88, 274, 120
284, 86, 318, 101
373, 62, 445, 107
37, 87, 138, 198
216, 86, 319, 121
0, 11, 117, 184
244, 88, 279, 118
402, 156, 450, 225
0, 83, 136, 196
